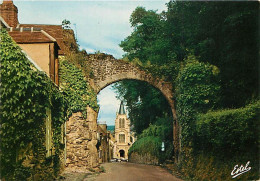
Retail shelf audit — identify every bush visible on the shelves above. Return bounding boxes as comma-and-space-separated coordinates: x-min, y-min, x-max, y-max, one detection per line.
129, 135, 173, 163
176, 55, 220, 146
196, 100, 259, 157
178, 101, 260, 180
129, 136, 161, 158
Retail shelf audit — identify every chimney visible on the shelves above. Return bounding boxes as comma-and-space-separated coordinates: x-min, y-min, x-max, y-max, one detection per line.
0, 0, 19, 27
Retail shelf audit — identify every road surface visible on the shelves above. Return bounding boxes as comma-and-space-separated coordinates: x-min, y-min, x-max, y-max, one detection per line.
92, 162, 183, 181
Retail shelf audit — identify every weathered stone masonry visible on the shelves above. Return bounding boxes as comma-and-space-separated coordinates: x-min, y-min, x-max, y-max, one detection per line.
66, 107, 99, 171
87, 54, 180, 162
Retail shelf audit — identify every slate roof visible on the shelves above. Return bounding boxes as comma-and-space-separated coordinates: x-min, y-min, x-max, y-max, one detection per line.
119, 101, 126, 115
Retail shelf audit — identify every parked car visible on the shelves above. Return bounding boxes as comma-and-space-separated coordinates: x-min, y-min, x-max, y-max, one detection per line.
110, 158, 118, 162
120, 158, 128, 162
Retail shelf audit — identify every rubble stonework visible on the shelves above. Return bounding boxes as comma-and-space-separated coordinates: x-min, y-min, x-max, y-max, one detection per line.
65, 107, 99, 172
88, 55, 174, 107
88, 54, 179, 161
66, 54, 180, 169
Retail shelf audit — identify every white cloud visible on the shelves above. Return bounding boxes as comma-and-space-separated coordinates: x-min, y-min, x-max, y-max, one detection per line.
11, 0, 167, 124
97, 85, 121, 125
15, 1, 167, 58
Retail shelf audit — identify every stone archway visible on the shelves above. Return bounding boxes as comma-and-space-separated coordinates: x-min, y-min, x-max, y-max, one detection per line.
87, 54, 180, 162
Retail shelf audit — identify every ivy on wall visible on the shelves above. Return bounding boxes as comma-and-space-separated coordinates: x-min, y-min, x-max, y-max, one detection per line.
59, 58, 98, 117
0, 29, 67, 180
176, 55, 220, 146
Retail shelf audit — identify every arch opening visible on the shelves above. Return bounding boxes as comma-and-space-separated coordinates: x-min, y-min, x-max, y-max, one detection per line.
89, 56, 179, 162
119, 150, 125, 158
97, 79, 176, 163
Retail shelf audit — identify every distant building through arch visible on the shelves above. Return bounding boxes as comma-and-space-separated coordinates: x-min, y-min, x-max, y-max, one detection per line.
88, 54, 179, 161
113, 101, 135, 160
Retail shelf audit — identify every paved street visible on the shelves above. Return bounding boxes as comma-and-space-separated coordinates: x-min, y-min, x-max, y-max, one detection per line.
92, 162, 183, 181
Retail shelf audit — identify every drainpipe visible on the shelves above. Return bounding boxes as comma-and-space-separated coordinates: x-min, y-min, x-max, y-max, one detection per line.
64, 121, 67, 165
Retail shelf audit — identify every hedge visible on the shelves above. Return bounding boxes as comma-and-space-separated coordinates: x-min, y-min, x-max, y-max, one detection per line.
196, 100, 259, 156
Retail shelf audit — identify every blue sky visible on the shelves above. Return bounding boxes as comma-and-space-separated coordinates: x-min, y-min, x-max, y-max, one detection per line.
10, 0, 168, 125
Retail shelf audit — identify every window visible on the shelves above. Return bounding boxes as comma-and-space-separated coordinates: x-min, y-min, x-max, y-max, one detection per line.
119, 134, 125, 143
119, 118, 125, 128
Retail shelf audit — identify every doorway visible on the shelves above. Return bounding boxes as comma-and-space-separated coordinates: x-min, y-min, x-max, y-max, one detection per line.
119, 150, 125, 158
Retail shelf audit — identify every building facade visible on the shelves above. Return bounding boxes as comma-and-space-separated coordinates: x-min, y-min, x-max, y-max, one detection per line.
113, 102, 135, 160
0, 0, 66, 85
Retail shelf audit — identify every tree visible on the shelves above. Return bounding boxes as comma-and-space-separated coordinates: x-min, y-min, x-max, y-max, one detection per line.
166, 1, 258, 107
116, 1, 258, 138
62, 19, 71, 29
113, 80, 172, 135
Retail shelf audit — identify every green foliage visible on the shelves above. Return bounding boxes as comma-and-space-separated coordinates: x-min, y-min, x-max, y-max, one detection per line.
62, 19, 71, 29
196, 100, 259, 156
61, 22, 98, 114
113, 80, 172, 135
179, 152, 258, 181
139, 124, 169, 141
120, 2, 258, 180
59, 59, 98, 116
179, 101, 260, 180
138, 115, 173, 141
121, 2, 258, 108
120, 7, 173, 66
129, 136, 173, 163
137, 122, 174, 162
176, 56, 220, 146
0, 29, 67, 180
177, 55, 220, 112
129, 136, 161, 158
130, 115, 173, 163
166, 1, 258, 107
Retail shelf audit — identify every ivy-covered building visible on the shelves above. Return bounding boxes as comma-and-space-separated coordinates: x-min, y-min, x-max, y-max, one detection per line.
0, 0, 102, 180
0, 0, 66, 85
0, 0, 69, 180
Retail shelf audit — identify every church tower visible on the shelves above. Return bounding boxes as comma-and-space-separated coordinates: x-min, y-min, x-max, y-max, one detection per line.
114, 101, 132, 159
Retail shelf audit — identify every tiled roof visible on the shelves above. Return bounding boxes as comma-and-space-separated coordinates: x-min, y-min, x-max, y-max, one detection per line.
8, 30, 55, 43
19, 24, 65, 55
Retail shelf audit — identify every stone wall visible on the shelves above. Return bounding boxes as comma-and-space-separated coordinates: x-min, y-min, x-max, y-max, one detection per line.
97, 124, 110, 163
88, 54, 174, 112
129, 152, 159, 165
65, 107, 99, 172
87, 53, 179, 162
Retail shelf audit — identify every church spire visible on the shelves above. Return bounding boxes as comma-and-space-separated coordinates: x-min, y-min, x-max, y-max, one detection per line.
118, 101, 126, 115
